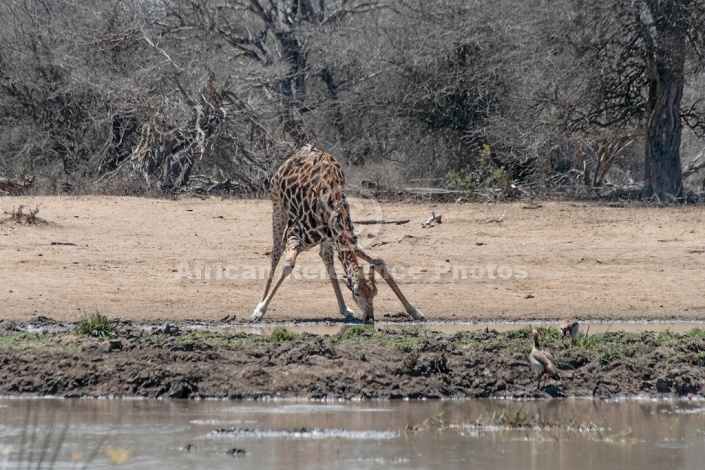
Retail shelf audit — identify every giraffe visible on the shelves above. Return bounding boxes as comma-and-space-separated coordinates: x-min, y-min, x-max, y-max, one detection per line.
252, 144, 427, 325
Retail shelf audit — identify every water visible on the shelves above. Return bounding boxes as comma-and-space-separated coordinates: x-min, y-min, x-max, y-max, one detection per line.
20, 319, 705, 337
1, 398, 705, 469
211, 320, 705, 337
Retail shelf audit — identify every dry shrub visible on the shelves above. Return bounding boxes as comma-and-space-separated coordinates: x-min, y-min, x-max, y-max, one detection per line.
0, 205, 46, 225
345, 160, 408, 192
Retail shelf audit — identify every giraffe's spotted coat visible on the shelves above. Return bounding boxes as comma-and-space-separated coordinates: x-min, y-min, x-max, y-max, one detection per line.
252, 145, 426, 325
271, 145, 357, 252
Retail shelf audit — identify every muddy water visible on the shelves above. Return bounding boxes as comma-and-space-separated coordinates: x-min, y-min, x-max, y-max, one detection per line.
216, 321, 705, 337
1, 398, 705, 470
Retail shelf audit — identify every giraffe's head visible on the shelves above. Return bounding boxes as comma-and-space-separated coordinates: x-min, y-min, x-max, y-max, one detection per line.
344, 265, 378, 324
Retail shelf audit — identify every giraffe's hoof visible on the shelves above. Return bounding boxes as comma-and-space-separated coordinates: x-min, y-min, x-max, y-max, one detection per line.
342, 307, 357, 321
251, 302, 267, 322
408, 306, 427, 321
251, 311, 264, 322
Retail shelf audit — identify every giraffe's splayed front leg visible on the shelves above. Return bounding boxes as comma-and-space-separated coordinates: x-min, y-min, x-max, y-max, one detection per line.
356, 255, 427, 322
405, 305, 427, 321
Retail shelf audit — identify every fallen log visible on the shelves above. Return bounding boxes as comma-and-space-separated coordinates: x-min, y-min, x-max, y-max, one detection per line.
354, 219, 410, 225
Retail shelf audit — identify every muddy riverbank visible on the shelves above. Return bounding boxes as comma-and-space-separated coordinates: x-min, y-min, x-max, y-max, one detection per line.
1, 317, 704, 400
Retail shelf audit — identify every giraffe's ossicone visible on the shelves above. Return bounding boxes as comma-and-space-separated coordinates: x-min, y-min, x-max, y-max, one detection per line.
252, 144, 426, 325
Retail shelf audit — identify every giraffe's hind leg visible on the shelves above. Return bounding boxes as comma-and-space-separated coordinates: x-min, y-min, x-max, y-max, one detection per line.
356, 249, 427, 321
319, 243, 357, 321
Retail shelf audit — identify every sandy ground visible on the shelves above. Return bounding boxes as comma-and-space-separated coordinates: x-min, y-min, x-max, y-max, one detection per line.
1, 196, 704, 323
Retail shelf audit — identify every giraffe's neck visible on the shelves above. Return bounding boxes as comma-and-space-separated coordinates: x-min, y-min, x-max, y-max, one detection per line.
325, 200, 364, 289
337, 243, 361, 286
328, 216, 358, 282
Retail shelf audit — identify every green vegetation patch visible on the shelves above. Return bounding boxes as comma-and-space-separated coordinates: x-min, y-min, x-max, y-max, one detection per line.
175, 327, 302, 347
178, 331, 250, 348
448, 326, 698, 367
75, 312, 116, 338
686, 328, 705, 340
445, 144, 507, 195
333, 325, 434, 352
654, 330, 681, 347
261, 327, 299, 343
0, 332, 49, 351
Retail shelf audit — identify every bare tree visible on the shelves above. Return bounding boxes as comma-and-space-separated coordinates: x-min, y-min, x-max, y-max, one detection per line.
546, 0, 705, 201
5, 0, 701, 200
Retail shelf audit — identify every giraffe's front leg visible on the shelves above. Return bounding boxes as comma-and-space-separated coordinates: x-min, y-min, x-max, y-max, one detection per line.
251, 302, 268, 321
319, 243, 357, 321
356, 251, 427, 322
252, 238, 301, 322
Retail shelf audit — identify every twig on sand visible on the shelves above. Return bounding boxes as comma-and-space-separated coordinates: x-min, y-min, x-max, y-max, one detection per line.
354, 219, 410, 225
485, 211, 506, 224
422, 212, 442, 228
370, 234, 417, 248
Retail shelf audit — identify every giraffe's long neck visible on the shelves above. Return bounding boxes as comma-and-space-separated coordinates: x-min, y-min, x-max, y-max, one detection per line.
324, 195, 362, 287
337, 243, 361, 286
332, 221, 362, 287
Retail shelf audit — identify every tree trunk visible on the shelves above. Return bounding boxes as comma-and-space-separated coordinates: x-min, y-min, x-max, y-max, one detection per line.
642, 1, 687, 202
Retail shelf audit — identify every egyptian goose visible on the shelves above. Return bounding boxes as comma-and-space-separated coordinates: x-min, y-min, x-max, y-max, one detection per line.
559, 319, 579, 346
528, 329, 560, 389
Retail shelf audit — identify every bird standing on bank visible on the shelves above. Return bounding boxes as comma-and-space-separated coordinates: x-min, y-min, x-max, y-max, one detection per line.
529, 329, 560, 389
559, 319, 579, 346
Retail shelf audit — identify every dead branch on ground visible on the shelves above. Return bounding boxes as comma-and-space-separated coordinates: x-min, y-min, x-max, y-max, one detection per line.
421, 212, 442, 228
354, 219, 410, 225
370, 234, 418, 248
485, 211, 506, 223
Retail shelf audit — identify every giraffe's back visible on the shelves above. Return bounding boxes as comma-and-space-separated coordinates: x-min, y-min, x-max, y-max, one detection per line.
270, 145, 352, 247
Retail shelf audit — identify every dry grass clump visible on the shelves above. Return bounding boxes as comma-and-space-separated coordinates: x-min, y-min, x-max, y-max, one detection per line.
0, 205, 46, 225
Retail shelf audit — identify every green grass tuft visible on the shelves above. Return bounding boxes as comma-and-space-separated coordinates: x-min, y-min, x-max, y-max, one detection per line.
655, 330, 681, 347
504, 327, 531, 340
340, 325, 377, 340
75, 312, 116, 338
263, 326, 298, 343
686, 328, 705, 340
